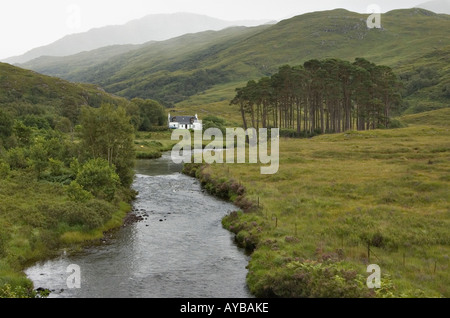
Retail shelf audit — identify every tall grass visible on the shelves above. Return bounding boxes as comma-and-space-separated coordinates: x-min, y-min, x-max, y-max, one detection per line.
190, 111, 449, 297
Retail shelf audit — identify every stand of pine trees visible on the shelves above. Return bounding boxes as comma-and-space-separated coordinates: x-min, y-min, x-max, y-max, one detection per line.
231, 58, 403, 135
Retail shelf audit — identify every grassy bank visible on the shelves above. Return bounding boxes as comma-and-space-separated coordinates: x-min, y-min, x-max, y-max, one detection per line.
0, 169, 133, 297
183, 109, 449, 298
134, 130, 178, 159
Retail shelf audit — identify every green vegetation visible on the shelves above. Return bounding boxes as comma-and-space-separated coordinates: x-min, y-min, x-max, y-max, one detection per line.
134, 130, 178, 159
20, 44, 143, 80
183, 108, 449, 298
1, 8, 449, 299
0, 64, 139, 298
21, 9, 450, 114
232, 58, 402, 134
78, 104, 136, 188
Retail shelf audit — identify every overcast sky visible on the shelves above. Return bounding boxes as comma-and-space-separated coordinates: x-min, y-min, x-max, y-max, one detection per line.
0, 0, 425, 60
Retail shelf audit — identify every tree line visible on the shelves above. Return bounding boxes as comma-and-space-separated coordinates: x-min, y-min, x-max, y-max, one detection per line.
231, 58, 403, 136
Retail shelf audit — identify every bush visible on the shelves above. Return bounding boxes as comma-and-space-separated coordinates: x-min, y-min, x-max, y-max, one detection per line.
0, 161, 10, 179
85, 199, 115, 224
67, 181, 94, 203
12, 121, 33, 146
23, 115, 51, 130
62, 202, 104, 230
0, 110, 13, 140
48, 158, 65, 176
0, 283, 35, 299
6, 147, 28, 169
202, 115, 227, 135
75, 158, 120, 201
53, 200, 114, 231
388, 119, 407, 129
250, 260, 372, 298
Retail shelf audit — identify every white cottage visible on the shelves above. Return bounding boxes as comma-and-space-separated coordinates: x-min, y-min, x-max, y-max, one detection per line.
168, 113, 202, 131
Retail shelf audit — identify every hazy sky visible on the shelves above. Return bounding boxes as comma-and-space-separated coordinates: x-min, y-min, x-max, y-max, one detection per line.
0, 0, 425, 60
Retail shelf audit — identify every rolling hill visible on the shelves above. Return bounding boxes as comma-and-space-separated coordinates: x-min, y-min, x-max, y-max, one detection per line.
20, 8, 450, 114
4, 12, 272, 65
0, 62, 128, 122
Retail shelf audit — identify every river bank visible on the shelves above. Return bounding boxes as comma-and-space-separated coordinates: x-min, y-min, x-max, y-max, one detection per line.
181, 122, 450, 298
23, 155, 252, 298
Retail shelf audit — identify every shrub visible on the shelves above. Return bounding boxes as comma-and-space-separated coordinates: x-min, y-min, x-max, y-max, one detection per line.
0, 161, 10, 179
0, 110, 13, 140
250, 260, 372, 298
6, 147, 28, 169
63, 200, 116, 231
48, 158, 64, 176
12, 121, 33, 147
202, 115, 227, 134
85, 199, 115, 224
66, 181, 94, 203
388, 119, 407, 129
75, 158, 120, 201
58, 202, 103, 231
0, 283, 35, 299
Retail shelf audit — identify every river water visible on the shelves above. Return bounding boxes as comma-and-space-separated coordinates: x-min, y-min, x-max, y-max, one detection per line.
25, 153, 252, 298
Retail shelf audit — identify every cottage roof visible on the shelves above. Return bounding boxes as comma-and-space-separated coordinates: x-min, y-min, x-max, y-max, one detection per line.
170, 115, 197, 125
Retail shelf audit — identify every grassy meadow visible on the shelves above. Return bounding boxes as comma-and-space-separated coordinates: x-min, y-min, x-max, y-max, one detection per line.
183, 108, 449, 297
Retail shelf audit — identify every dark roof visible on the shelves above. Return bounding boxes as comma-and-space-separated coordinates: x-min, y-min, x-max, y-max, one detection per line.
170, 116, 196, 124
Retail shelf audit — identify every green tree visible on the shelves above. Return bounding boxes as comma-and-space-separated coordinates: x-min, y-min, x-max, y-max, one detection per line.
12, 120, 33, 147
231, 58, 403, 135
79, 104, 135, 187
29, 140, 49, 178
0, 110, 13, 140
131, 98, 166, 131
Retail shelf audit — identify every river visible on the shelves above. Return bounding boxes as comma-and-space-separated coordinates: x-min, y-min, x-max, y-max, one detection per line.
25, 153, 252, 298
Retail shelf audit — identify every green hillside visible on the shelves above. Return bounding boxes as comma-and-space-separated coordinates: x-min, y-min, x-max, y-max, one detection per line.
0, 63, 139, 298
20, 26, 270, 106
401, 107, 450, 126
19, 44, 143, 81
0, 62, 129, 123
20, 8, 450, 114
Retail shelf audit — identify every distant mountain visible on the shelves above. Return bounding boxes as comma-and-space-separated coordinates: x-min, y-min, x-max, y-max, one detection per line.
19, 9, 450, 114
3, 12, 272, 64
20, 43, 145, 80
416, 0, 450, 14
19, 25, 269, 83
